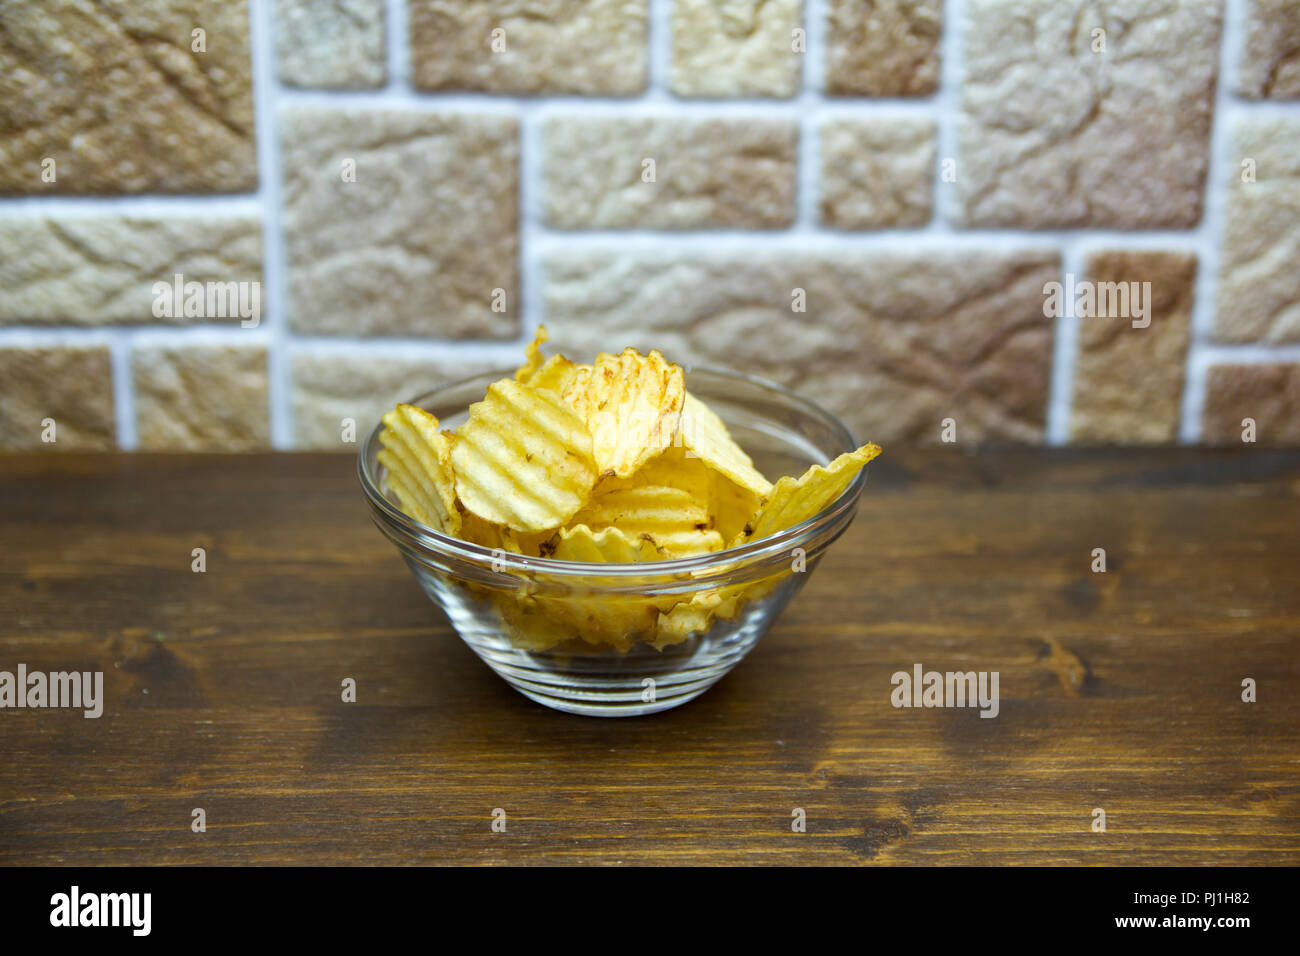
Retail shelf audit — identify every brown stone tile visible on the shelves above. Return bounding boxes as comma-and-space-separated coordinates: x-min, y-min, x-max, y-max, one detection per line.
0, 0, 256, 194
0, 346, 116, 449
1202, 363, 1300, 444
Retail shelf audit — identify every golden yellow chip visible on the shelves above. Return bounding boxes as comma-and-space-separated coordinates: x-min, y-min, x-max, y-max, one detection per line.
378, 455, 436, 526
711, 468, 762, 543
527, 353, 582, 395
637, 446, 712, 500
550, 524, 663, 563
457, 508, 505, 549
676, 392, 772, 498
737, 442, 882, 543
561, 347, 685, 479
379, 403, 460, 535
555, 594, 658, 651
654, 590, 721, 647
513, 325, 583, 394
451, 377, 599, 533
544, 525, 667, 647
642, 446, 756, 546
458, 510, 554, 557
513, 325, 549, 382
643, 446, 753, 553
496, 593, 577, 651
569, 447, 725, 558
570, 484, 722, 559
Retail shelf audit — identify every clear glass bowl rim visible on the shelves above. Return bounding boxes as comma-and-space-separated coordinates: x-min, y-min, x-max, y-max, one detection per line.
357, 364, 869, 581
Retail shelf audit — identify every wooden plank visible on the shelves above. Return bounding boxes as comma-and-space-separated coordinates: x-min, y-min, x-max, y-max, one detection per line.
1, 449, 1297, 865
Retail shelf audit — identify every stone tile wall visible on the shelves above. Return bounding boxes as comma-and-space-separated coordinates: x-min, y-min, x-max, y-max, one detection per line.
1, 0, 1298, 451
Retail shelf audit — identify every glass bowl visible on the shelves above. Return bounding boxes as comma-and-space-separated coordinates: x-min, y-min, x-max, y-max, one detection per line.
358, 367, 870, 717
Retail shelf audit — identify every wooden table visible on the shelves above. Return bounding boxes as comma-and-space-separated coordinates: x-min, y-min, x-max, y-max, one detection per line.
1, 448, 1297, 866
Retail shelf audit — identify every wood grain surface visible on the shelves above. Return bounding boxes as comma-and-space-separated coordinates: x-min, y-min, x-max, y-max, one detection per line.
1, 448, 1297, 866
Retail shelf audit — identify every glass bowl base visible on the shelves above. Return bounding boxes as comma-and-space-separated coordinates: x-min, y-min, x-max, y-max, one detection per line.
458, 615, 769, 717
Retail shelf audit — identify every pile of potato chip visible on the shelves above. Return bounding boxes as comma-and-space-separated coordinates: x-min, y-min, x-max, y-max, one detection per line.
378, 327, 881, 652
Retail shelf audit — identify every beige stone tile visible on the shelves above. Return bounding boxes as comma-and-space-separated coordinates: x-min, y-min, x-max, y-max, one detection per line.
542, 116, 798, 229
543, 247, 1060, 442
1069, 251, 1196, 444
0, 217, 262, 326
1215, 116, 1300, 344
280, 108, 519, 338
290, 351, 502, 449
276, 0, 386, 88
820, 117, 935, 228
671, 0, 802, 98
133, 344, 269, 450
958, 0, 1221, 228
1239, 0, 1300, 99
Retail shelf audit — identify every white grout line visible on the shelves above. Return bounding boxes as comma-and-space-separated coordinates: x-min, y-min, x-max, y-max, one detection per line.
1045, 243, 1082, 445
1229, 99, 1300, 116
1181, 0, 1244, 443
0, 324, 273, 342
647, 0, 671, 102
795, 114, 820, 232
0, 196, 263, 216
0, 328, 122, 347
384, 0, 410, 91
795, 0, 825, 232
526, 227, 1194, 249
1198, 342, 1300, 363
804, 0, 825, 96
936, 0, 965, 230
520, 108, 545, 343
109, 337, 137, 450
287, 336, 534, 361
274, 86, 960, 113
127, 326, 275, 347
249, 0, 292, 449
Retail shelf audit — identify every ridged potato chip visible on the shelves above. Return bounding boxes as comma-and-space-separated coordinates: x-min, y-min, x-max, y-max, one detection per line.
548, 593, 658, 651
562, 347, 685, 479
711, 468, 762, 543
501, 592, 658, 651
643, 447, 750, 553
457, 508, 506, 549
514, 525, 663, 650
378, 403, 460, 535
655, 590, 721, 647
550, 523, 663, 564
496, 593, 577, 651
527, 353, 582, 395
737, 442, 882, 543
378, 457, 436, 526
677, 392, 772, 498
452, 377, 599, 532
571, 483, 722, 559
638, 446, 712, 500
458, 509, 554, 556
514, 325, 549, 382
514, 326, 584, 396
